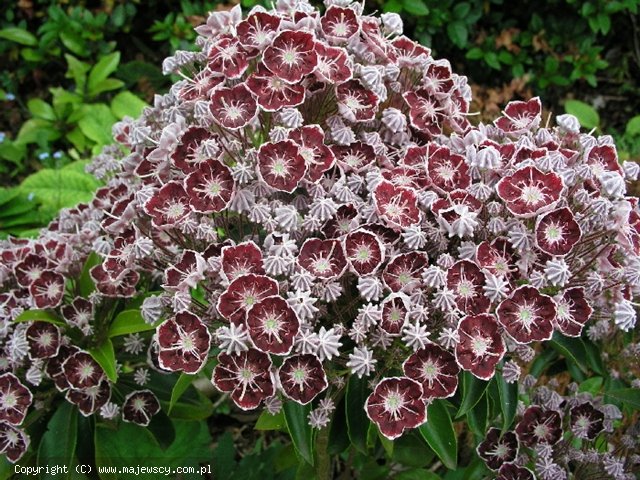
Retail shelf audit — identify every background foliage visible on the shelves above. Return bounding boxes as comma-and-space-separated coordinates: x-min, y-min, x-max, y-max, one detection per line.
0, 1, 638, 478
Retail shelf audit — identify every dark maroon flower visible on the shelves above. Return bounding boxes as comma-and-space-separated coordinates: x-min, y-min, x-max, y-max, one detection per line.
90, 262, 140, 298
336, 79, 378, 123
476, 238, 515, 278
496, 166, 564, 218
344, 229, 385, 276
426, 146, 470, 193
207, 34, 252, 79
392, 37, 431, 66
209, 83, 258, 130
278, 354, 328, 405
288, 125, 335, 182
402, 344, 459, 399
332, 142, 376, 174
404, 89, 445, 137
455, 314, 505, 380
383, 252, 428, 293
476, 428, 519, 470
66, 379, 111, 417
495, 97, 542, 134
515, 406, 562, 447
143, 181, 191, 228
373, 181, 421, 230
122, 390, 161, 426
171, 127, 213, 173
321, 6, 360, 42
380, 294, 410, 334
164, 250, 206, 292
570, 402, 604, 440
246, 63, 305, 112
298, 238, 348, 279
217, 274, 279, 325
535, 207, 582, 256
61, 298, 93, 329
236, 11, 281, 48
447, 260, 490, 315
246, 296, 299, 355
46, 345, 80, 391
63, 351, 105, 390
257, 140, 306, 192
221, 241, 265, 281
212, 349, 275, 410
496, 464, 535, 480
157, 311, 211, 374
322, 204, 358, 238
553, 287, 593, 337
13, 253, 51, 287
0, 374, 32, 425
382, 166, 429, 190
587, 144, 622, 175
314, 43, 352, 84
365, 377, 426, 440
184, 159, 235, 213
262, 30, 318, 83
179, 68, 224, 101
26, 322, 60, 359
29, 270, 65, 309
496, 286, 556, 344
0, 422, 29, 463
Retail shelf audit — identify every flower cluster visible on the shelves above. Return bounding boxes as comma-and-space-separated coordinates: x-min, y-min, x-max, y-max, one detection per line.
476, 376, 640, 480
0, 0, 639, 464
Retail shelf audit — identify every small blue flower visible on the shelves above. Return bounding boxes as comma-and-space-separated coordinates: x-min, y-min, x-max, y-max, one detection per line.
27, 192, 35, 201
53, 150, 63, 159
38, 152, 50, 160
4, 93, 15, 101
0, 132, 5, 143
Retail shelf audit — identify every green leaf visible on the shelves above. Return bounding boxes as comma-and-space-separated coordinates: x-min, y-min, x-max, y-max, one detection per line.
625, 115, 640, 136
466, 392, 489, 438
213, 432, 236, 480
168, 373, 194, 415
255, 410, 286, 430
346, 374, 370, 453
605, 388, 640, 410
447, 21, 468, 48
77, 104, 117, 146
14, 310, 65, 326
402, 0, 429, 16
579, 377, 603, 395
419, 400, 457, 469
64, 54, 90, 92
328, 396, 350, 455
15, 118, 60, 144
20, 168, 101, 211
88, 52, 121, 94
0, 27, 37, 46
0, 188, 19, 207
456, 372, 489, 418
88, 78, 125, 97
89, 339, 117, 382
111, 91, 147, 119
397, 470, 442, 480
27, 98, 56, 121
495, 371, 518, 431
108, 309, 157, 337
38, 402, 78, 479
392, 431, 434, 468
78, 251, 101, 297
95, 420, 212, 476
549, 332, 589, 374
283, 401, 314, 465
564, 99, 600, 130
377, 425, 394, 457
453, 2, 471, 19
465, 47, 484, 60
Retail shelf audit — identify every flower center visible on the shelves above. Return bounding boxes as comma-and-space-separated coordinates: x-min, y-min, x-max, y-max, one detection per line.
471, 335, 491, 356
533, 423, 550, 440
78, 362, 95, 382
421, 360, 440, 381
520, 185, 543, 205
457, 279, 476, 299
165, 201, 186, 220
1, 391, 17, 409
132, 397, 147, 412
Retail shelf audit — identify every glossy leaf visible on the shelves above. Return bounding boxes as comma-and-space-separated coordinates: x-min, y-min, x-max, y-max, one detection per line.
564, 99, 600, 129
284, 401, 314, 465
37, 402, 78, 480
168, 372, 194, 415
108, 309, 157, 337
78, 251, 101, 297
346, 374, 370, 453
605, 388, 640, 410
456, 371, 489, 418
255, 410, 286, 430
111, 91, 147, 119
14, 309, 65, 326
495, 371, 518, 431
419, 400, 457, 469
549, 332, 589, 373
88, 52, 120, 94
89, 339, 117, 382
0, 27, 37, 46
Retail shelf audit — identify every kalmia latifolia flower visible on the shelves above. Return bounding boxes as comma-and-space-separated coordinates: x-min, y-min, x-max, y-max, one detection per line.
365, 377, 426, 440
122, 390, 161, 426
402, 343, 459, 399
156, 311, 211, 374
455, 314, 505, 380
477, 428, 519, 470
515, 406, 563, 447
278, 354, 328, 405
497, 286, 556, 344
2, 1, 640, 464
212, 349, 274, 410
